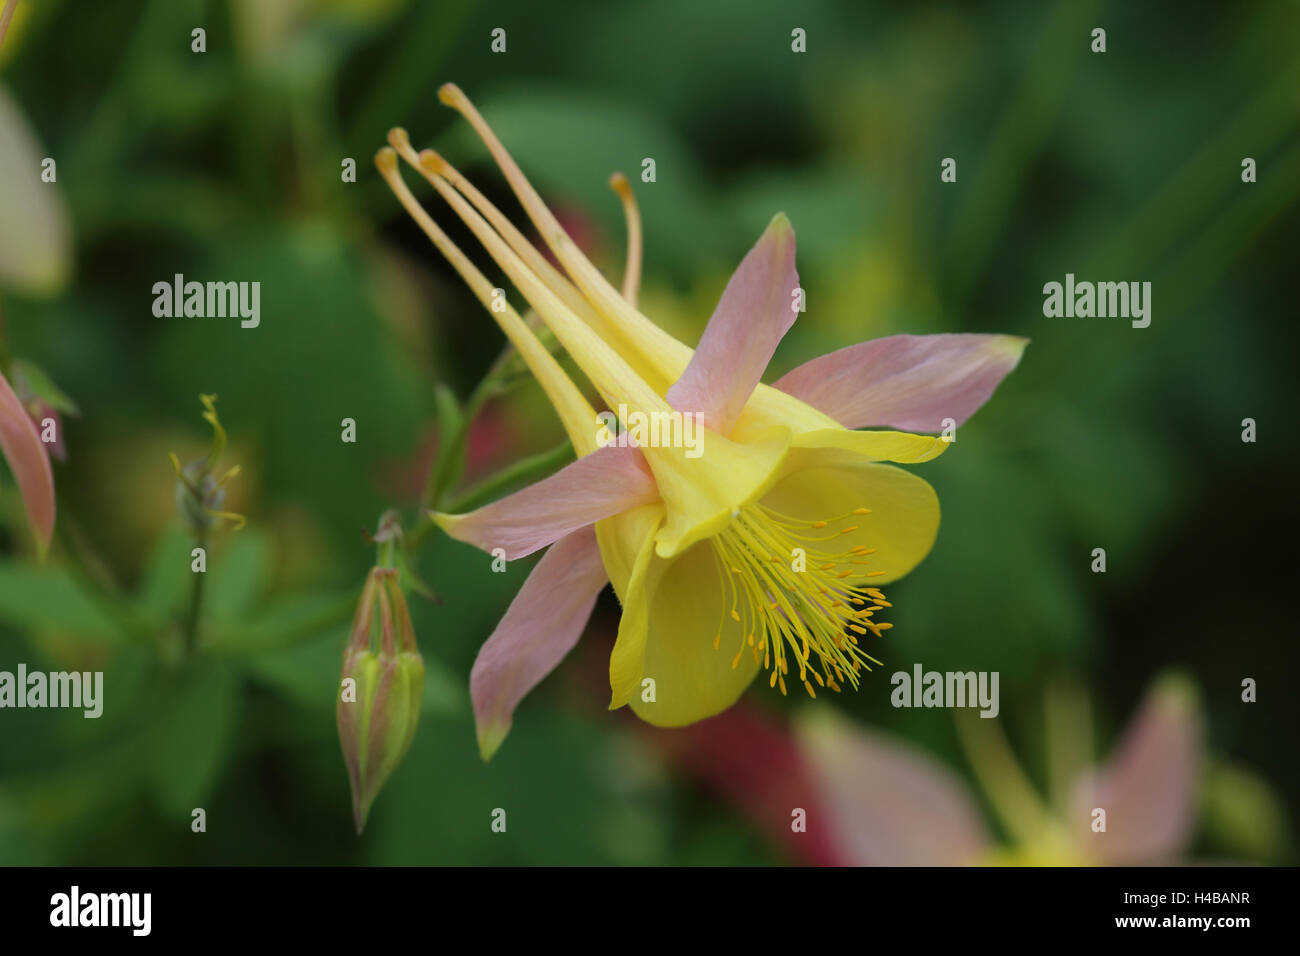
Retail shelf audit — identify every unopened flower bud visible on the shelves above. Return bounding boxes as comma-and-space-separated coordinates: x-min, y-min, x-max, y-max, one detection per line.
337, 567, 424, 834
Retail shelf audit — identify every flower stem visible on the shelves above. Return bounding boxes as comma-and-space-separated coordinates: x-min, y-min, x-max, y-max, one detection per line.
183, 530, 208, 655
952, 709, 1055, 846
407, 358, 506, 553
406, 327, 566, 554
421, 377, 494, 513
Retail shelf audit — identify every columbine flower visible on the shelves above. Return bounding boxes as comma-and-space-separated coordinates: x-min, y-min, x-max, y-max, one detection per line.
795, 675, 1203, 866
0, 365, 54, 558
648, 675, 1203, 866
376, 84, 1026, 759
337, 567, 425, 834
168, 394, 245, 534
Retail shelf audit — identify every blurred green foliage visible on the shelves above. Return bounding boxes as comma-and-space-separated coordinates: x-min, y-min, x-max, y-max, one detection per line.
0, 0, 1295, 864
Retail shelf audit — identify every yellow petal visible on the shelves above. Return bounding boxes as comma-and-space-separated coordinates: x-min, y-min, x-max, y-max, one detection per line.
644, 423, 941, 561
789, 427, 950, 464
607, 509, 665, 707
647, 425, 790, 560
614, 534, 762, 726
595, 501, 664, 601
760, 458, 940, 586
606, 442, 939, 722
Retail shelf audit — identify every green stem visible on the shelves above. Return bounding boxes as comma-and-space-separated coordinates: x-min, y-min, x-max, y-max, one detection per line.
422, 383, 481, 513
407, 346, 517, 552
183, 531, 208, 655
406, 322, 567, 553
953, 710, 1056, 847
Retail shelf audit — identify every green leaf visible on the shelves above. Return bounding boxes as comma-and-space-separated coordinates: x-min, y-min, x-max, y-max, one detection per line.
0, 563, 121, 643
419, 653, 464, 717
208, 591, 356, 655
145, 664, 240, 819
206, 529, 272, 625
427, 382, 466, 509
137, 525, 194, 624
245, 624, 463, 718
8, 359, 80, 415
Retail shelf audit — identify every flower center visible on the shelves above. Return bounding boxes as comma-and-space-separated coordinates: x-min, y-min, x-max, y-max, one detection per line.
708, 504, 890, 698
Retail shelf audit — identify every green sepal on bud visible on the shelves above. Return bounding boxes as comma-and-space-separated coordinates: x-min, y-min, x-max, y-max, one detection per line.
337, 567, 425, 834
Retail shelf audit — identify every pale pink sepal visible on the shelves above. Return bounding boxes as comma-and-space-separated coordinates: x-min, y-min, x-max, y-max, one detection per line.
667, 214, 799, 435
1070, 676, 1202, 865
799, 710, 992, 866
0, 368, 55, 558
774, 333, 1028, 432
471, 527, 608, 760
433, 443, 658, 561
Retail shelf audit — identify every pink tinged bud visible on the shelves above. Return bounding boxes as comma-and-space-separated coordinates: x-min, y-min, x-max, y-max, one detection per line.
337, 568, 425, 834
0, 367, 55, 558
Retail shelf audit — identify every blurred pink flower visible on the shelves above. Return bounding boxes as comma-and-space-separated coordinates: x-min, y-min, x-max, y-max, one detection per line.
651, 675, 1202, 866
